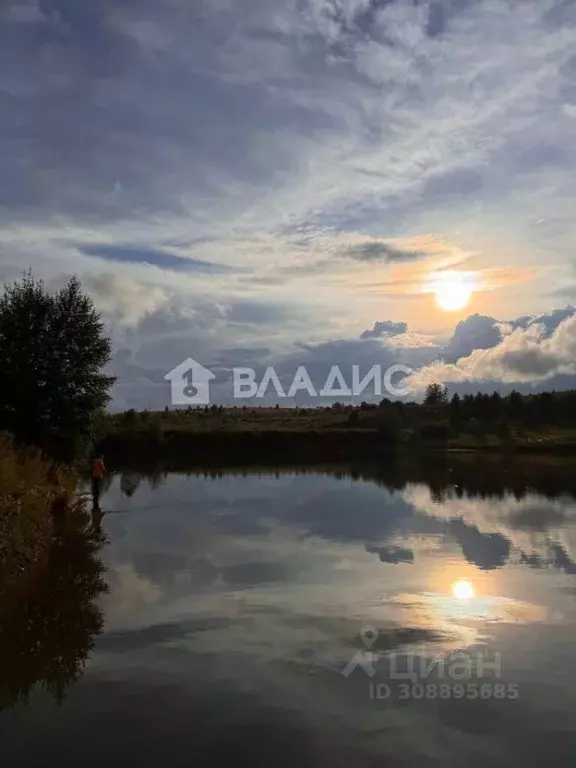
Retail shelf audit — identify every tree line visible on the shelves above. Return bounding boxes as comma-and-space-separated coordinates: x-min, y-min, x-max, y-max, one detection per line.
421, 383, 576, 427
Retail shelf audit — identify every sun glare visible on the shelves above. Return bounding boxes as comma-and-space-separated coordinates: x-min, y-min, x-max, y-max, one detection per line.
452, 580, 475, 600
431, 271, 473, 312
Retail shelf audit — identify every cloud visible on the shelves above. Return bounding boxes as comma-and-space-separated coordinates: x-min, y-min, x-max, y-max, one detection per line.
83, 273, 173, 328
226, 301, 290, 325
3, 0, 575, 243
105, 300, 576, 407
80, 244, 230, 273
345, 241, 428, 263
360, 320, 408, 339
510, 306, 576, 336
443, 314, 504, 363
408, 308, 576, 390
365, 544, 414, 565
439, 307, 576, 365
2, 0, 576, 403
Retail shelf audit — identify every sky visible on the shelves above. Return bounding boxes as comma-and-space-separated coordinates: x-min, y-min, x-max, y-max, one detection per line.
1, 0, 576, 407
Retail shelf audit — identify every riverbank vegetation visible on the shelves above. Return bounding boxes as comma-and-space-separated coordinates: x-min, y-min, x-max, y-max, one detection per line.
0, 271, 114, 462
0, 433, 76, 591
99, 386, 576, 465
0, 272, 114, 707
0, 431, 108, 710
0, 482, 108, 710
0, 270, 114, 558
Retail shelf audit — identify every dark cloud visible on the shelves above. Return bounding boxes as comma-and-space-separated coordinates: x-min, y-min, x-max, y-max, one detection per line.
443, 314, 503, 363
345, 241, 427, 262
80, 244, 229, 272
365, 544, 414, 565
513, 306, 576, 335
361, 320, 408, 339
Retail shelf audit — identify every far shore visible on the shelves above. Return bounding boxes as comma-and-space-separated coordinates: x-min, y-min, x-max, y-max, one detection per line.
98, 425, 576, 469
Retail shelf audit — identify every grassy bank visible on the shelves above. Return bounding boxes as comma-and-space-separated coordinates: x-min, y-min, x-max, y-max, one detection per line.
0, 433, 79, 595
98, 403, 576, 466
0, 433, 108, 709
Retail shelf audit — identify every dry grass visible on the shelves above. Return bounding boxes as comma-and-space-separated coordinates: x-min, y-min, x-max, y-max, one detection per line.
0, 433, 77, 589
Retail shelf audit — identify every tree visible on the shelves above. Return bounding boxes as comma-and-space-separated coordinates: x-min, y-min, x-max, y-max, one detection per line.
0, 272, 115, 459
488, 391, 504, 422
507, 390, 524, 420
424, 383, 449, 406
449, 392, 462, 424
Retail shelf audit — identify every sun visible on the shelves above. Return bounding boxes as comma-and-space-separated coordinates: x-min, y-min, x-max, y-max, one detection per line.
431, 271, 473, 312
452, 579, 475, 600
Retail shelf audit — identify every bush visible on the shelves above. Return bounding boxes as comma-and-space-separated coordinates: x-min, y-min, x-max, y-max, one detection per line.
0, 433, 76, 591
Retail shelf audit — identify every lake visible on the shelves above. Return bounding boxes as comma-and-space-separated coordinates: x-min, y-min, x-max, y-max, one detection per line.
2, 458, 576, 766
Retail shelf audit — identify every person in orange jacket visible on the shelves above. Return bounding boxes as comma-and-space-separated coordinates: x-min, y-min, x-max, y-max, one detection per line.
91, 453, 106, 511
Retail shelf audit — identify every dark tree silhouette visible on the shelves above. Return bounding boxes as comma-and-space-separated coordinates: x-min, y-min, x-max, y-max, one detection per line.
449, 392, 462, 423
424, 383, 449, 405
0, 272, 115, 459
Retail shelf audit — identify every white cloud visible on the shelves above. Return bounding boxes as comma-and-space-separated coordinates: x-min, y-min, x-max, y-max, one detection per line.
408, 312, 576, 390
83, 273, 173, 328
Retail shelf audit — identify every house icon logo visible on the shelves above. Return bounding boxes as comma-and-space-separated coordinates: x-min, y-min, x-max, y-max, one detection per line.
164, 358, 215, 405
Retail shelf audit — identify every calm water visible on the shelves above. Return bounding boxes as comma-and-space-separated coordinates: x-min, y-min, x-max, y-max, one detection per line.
3, 460, 576, 766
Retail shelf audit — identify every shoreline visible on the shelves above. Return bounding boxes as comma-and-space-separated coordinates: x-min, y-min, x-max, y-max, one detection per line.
98, 428, 576, 467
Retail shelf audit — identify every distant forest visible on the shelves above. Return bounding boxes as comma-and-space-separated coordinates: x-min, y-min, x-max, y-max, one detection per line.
100, 385, 576, 463
110, 384, 576, 430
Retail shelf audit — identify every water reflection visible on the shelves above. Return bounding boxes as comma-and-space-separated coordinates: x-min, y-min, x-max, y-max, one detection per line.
90, 460, 576, 655
5, 458, 576, 765
0, 512, 108, 710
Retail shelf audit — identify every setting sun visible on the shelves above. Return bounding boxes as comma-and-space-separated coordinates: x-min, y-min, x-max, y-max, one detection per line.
431, 271, 474, 312
452, 580, 475, 600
